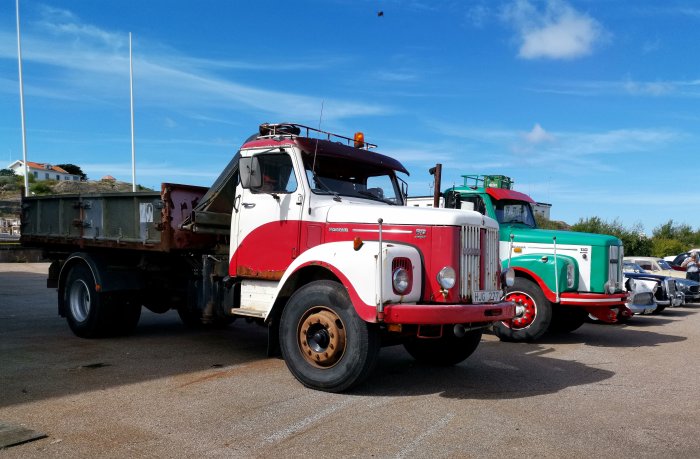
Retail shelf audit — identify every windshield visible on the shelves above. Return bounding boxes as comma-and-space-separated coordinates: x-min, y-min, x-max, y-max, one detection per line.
657, 259, 673, 270
493, 199, 536, 227
624, 262, 646, 273
303, 154, 403, 205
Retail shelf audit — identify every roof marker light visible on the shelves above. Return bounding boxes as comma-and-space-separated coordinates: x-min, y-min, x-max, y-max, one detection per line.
354, 132, 365, 149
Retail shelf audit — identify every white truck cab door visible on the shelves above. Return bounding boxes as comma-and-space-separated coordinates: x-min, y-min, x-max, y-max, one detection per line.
231, 152, 304, 280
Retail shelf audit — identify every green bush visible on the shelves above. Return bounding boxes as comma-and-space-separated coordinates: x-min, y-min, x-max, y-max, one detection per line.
30, 180, 57, 195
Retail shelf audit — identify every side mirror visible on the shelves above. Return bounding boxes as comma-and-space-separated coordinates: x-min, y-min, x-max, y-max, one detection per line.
444, 190, 462, 209
239, 157, 262, 189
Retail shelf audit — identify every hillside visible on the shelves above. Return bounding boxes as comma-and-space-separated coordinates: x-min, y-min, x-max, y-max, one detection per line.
0, 179, 151, 217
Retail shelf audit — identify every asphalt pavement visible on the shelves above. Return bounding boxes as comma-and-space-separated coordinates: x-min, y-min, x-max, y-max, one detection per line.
1, 263, 699, 458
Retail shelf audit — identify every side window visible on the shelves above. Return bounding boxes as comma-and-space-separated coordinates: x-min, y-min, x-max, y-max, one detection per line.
253, 154, 297, 194
461, 196, 486, 215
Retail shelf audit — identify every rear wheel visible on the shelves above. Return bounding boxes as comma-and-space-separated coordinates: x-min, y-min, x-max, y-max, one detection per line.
403, 328, 482, 365
494, 277, 552, 342
64, 265, 109, 338
279, 280, 379, 392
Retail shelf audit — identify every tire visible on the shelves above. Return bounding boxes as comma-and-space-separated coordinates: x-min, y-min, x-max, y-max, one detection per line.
64, 264, 112, 338
279, 280, 380, 392
494, 277, 552, 342
549, 306, 587, 333
651, 304, 666, 315
403, 329, 482, 366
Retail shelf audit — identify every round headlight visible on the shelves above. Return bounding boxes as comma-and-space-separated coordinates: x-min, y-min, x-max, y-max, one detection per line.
501, 268, 515, 287
392, 267, 410, 294
437, 266, 456, 289
626, 278, 635, 292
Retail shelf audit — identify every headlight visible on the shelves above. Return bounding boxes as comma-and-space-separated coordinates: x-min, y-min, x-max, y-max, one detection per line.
567, 263, 575, 288
392, 267, 410, 294
607, 279, 619, 294
626, 278, 636, 292
501, 268, 515, 287
437, 266, 456, 289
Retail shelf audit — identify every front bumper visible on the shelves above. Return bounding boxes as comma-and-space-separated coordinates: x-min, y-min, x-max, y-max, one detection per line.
381, 301, 515, 325
628, 302, 657, 315
559, 292, 628, 307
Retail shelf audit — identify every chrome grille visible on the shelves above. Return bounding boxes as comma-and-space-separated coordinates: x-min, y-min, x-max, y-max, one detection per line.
633, 291, 654, 306
460, 225, 500, 300
608, 245, 624, 291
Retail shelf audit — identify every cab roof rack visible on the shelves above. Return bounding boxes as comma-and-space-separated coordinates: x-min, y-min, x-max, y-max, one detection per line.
461, 174, 514, 190
257, 123, 377, 150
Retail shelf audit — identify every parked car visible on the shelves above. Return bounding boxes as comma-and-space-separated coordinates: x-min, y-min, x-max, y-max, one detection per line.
670, 250, 700, 269
622, 262, 683, 311
623, 275, 660, 315
623, 256, 700, 302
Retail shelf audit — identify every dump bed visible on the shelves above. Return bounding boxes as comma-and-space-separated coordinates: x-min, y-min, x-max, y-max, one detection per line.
20, 183, 220, 252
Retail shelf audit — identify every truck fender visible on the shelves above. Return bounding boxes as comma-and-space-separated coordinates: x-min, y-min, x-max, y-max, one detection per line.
272, 241, 423, 323
503, 253, 579, 302
57, 252, 144, 316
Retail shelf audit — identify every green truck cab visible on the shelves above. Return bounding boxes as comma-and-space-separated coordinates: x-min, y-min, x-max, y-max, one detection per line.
442, 175, 629, 341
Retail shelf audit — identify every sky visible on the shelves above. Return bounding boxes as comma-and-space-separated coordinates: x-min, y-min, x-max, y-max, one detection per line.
1, 0, 699, 234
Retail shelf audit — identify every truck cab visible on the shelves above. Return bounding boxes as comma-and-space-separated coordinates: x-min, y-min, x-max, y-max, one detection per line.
440, 174, 629, 341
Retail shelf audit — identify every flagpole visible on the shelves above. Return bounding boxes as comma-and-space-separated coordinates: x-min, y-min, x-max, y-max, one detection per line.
129, 32, 136, 192
16, 0, 29, 196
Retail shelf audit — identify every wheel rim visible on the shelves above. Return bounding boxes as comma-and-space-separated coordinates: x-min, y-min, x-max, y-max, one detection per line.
68, 279, 91, 323
504, 291, 537, 329
297, 307, 346, 368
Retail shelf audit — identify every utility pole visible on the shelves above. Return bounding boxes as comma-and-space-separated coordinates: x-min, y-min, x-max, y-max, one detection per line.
129, 32, 136, 192
16, 0, 29, 196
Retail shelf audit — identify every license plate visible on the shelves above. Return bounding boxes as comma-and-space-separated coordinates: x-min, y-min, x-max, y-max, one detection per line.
473, 290, 503, 304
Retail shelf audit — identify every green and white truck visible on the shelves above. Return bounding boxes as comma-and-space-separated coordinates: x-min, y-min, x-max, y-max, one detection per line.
410, 174, 629, 342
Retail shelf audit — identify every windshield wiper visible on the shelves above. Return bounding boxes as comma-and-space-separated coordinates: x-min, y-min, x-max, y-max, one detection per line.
312, 173, 341, 202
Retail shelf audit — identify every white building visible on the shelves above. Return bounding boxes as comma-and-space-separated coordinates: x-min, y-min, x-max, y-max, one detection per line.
532, 202, 552, 220
7, 160, 81, 182
406, 196, 444, 208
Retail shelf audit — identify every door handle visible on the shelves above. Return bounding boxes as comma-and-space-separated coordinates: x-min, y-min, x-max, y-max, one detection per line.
242, 202, 256, 209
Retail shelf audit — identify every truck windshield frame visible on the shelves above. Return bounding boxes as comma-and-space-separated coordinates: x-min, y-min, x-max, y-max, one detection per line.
302, 153, 404, 205
493, 199, 537, 228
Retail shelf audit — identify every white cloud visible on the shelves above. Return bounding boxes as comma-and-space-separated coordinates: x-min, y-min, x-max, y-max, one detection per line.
0, 8, 390, 123
502, 0, 607, 60
524, 123, 555, 144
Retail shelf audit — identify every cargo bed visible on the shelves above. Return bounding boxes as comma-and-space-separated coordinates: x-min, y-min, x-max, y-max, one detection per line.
20, 183, 220, 253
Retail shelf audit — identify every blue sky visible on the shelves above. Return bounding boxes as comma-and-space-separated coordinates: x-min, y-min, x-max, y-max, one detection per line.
1, 0, 699, 234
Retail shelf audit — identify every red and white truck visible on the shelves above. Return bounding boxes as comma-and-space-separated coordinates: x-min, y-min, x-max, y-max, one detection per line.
21, 123, 515, 392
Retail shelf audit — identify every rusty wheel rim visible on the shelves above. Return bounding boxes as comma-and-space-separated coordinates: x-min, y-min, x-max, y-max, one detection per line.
504, 291, 537, 329
297, 307, 346, 368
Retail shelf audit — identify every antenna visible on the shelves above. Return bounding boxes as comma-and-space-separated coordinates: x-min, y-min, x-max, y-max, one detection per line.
311, 100, 324, 173
308, 101, 324, 215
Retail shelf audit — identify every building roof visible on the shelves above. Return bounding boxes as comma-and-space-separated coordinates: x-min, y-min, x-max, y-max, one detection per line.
8, 160, 69, 174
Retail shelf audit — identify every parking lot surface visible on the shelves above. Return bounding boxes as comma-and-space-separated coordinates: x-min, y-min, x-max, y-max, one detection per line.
1, 263, 699, 458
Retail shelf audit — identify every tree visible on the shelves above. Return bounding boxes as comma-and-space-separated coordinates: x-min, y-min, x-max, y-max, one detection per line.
534, 214, 570, 230
571, 217, 652, 256
0, 168, 16, 177
56, 163, 87, 180
652, 220, 700, 249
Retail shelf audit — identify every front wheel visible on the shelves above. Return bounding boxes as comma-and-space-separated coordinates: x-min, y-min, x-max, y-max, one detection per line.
279, 280, 380, 392
494, 277, 552, 342
403, 328, 482, 366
